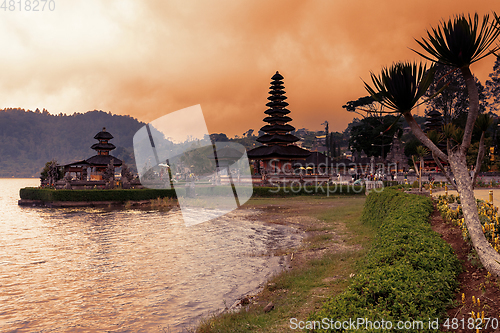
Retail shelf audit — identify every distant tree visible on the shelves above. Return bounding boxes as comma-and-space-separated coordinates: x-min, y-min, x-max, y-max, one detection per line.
466, 137, 494, 172
121, 163, 135, 189
304, 132, 318, 149
342, 95, 381, 118
179, 142, 213, 176
209, 133, 229, 142
330, 133, 336, 158
40, 160, 62, 186
424, 63, 487, 126
243, 129, 254, 137
403, 137, 421, 162
485, 56, 500, 113
322, 121, 330, 157
349, 115, 402, 158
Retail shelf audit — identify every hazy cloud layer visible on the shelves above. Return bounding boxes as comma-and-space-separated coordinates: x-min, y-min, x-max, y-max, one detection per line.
0, 0, 496, 135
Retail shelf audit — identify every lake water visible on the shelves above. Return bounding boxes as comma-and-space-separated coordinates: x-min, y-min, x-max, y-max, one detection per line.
0, 179, 301, 332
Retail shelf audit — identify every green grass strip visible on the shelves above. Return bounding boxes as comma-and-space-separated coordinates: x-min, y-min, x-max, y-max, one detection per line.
251, 185, 365, 197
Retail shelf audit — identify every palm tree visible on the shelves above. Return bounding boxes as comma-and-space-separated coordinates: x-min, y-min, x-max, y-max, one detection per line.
413, 146, 429, 192
364, 13, 500, 277
414, 13, 500, 151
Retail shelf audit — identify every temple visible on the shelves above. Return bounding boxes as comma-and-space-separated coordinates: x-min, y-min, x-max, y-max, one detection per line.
385, 132, 410, 172
247, 71, 311, 174
422, 110, 447, 171
61, 127, 123, 181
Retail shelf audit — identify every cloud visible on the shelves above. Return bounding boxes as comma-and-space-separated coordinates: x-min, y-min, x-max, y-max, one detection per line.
0, 0, 496, 135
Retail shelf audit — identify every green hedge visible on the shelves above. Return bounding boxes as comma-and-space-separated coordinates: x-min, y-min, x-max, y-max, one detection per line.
20, 184, 365, 202
20, 187, 177, 202
252, 184, 365, 197
309, 189, 460, 332
382, 180, 399, 187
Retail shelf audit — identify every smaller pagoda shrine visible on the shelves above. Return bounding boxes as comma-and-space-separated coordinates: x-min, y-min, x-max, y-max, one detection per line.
425, 110, 444, 132
61, 127, 123, 181
247, 71, 310, 174
87, 127, 123, 179
422, 110, 447, 172
385, 132, 409, 172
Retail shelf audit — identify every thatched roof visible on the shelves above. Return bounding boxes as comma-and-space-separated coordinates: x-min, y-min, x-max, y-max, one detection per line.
86, 155, 122, 167
247, 145, 310, 159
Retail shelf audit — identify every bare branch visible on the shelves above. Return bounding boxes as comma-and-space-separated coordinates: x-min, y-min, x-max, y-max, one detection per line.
412, 155, 420, 177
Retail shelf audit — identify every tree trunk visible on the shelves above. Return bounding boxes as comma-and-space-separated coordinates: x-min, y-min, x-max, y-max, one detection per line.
431, 152, 456, 190
410, 65, 500, 277
460, 67, 480, 154
448, 149, 500, 277
419, 156, 423, 192
403, 112, 448, 162
472, 131, 486, 187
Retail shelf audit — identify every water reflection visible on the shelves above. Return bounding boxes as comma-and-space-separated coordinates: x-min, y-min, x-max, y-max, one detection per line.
1, 179, 301, 332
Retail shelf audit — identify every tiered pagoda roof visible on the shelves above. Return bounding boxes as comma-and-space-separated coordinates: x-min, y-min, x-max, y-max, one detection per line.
91, 127, 116, 153
87, 127, 122, 167
424, 110, 447, 162
247, 71, 310, 160
425, 110, 444, 132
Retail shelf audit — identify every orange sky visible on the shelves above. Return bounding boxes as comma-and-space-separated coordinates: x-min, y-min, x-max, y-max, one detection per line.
0, 0, 497, 136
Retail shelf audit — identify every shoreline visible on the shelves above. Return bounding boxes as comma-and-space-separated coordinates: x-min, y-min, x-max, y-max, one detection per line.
193, 196, 368, 332
209, 207, 298, 314
17, 198, 155, 208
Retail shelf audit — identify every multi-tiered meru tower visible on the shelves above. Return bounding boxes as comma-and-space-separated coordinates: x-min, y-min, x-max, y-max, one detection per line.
423, 110, 447, 171
247, 71, 310, 174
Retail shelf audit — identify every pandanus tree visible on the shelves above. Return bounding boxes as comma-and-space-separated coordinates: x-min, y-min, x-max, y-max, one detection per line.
363, 13, 500, 276
412, 145, 429, 192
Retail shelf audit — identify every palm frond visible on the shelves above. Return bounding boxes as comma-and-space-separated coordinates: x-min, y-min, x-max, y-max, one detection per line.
442, 123, 457, 139
452, 127, 464, 143
413, 13, 500, 68
363, 61, 434, 113
427, 130, 444, 145
475, 113, 494, 132
416, 145, 429, 157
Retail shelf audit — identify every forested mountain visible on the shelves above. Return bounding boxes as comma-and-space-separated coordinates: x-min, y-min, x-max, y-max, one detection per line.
0, 108, 144, 178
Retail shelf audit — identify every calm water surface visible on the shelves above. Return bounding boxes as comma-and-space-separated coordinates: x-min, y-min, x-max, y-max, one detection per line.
0, 179, 301, 332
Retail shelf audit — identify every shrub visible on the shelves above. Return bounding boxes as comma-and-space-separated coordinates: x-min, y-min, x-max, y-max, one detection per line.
309, 189, 460, 332
382, 181, 399, 187
20, 183, 366, 202
20, 187, 176, 202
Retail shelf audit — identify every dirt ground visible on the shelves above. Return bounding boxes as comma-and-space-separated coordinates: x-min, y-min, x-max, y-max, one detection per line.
242, 197, 365, 272
430, 208, 500, 332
